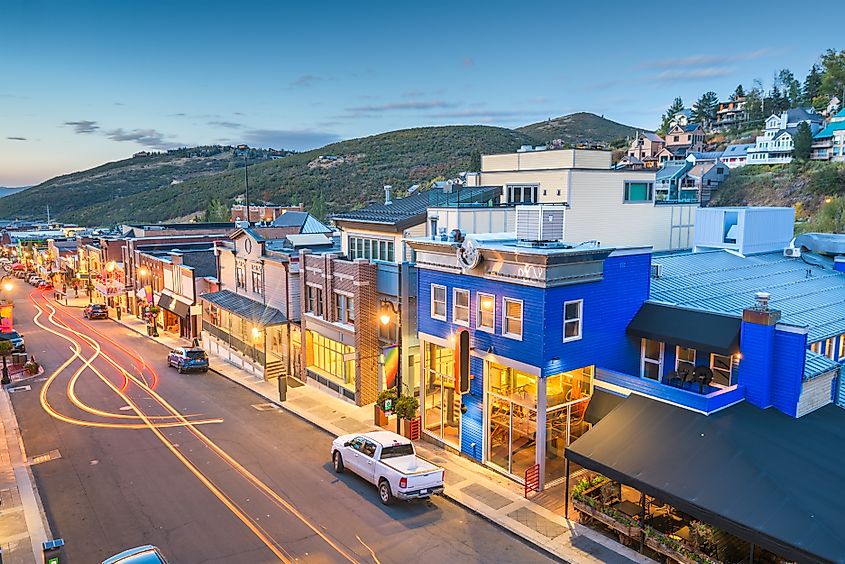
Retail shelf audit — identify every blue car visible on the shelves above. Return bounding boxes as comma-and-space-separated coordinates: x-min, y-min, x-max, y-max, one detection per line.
102, 545, 168, 564
167, 346, 209, 373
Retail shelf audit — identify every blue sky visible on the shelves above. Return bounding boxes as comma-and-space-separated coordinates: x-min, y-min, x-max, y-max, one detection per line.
0, 0, 837, 186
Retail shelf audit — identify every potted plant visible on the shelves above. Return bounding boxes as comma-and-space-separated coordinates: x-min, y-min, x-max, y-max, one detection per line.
24, 357, 40, 376
0, 340, 12, 385
375, 387, 398, 426
393, 395, 420, 438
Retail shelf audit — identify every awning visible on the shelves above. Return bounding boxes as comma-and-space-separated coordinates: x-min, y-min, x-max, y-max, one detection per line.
157, 290, 191, 318
626, 301, 741, 355
566, 394, 845, 563
583, 388, 625, 425
200, 289, 287, 326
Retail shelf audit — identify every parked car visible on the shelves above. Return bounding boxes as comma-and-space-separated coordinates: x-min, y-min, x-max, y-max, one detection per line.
0, 330, 25, 353
102, 545, 169, 564
331, 431, 445, 505
27, 275, 42, 286
38, 279, 53, 290
167, 347, 209, 373
83, 304, 109, 319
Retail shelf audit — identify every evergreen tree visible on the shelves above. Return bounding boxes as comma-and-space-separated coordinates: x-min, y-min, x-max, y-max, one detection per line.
803, 65, 822, 105
792, 122, 812, 161
204, 198, 229, 222
732, 84, 745, 100
660, 97, 685, 133
691, 91, 719, 127
774, 69, 801, 107
745, 81, 765, 125
819, 49, 845, 99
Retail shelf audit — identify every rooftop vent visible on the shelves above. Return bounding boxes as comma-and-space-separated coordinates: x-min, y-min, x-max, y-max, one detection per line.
516, 205, 566, 244
754, 291, 770, 311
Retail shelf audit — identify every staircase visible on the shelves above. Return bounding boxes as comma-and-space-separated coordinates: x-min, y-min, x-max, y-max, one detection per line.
264, 358, 287, 381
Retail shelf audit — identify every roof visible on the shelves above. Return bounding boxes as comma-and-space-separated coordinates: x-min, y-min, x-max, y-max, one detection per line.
784, 107, 824, 124
361, 431, 411, 447
566, 394, 845, 563
687, 163, 715, 178
102, 545, 166, 564
687, 151, 722, 161
651, 250, 845, 342
270, 211, 332, 234
723, 143, 754, 157
330, 185, 502, 227
835, 107, 845, 118
804, 350, 840, 381
583, 388, 625, 425
641, 132, 663, 142
682, 123, 701, 132
199, 290, 287, 326
627, 301, 741, 355
655, 162, 691, 181
814, 120, 845, 139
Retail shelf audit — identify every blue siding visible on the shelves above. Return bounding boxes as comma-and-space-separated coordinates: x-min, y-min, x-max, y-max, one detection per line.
771, 328, 806, 417
461, 355, 484, 461
738, 321, 776, 409
543, 254, 651, 377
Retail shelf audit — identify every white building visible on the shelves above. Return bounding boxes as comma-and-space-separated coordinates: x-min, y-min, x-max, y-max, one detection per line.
747, 108, 825, 165
811, 108, 845, 162
464, 148, 697, 251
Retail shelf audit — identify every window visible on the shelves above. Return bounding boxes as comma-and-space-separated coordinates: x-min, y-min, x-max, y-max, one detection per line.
251, 270, 262, 295
348, 236, 395, 262
563, 300, 582, 342
716, 167, 725, 175
431, 284, 447, 320
641, 339, 663, 380
236, 263, 246, 288
825, 337, 837, 360
676, 346, 696, 372
477, 292, 495, 332
624, 181, 653, 202
307, 330, 354, 389
306, 285, 323, 317
507, 184, 538, 204
673, 135, 679, 142
453, 289, 469, 326
710, 354, 733, 387
361, 440, 377, 458
810, 341, 821, 354
840, 335, 845, 361
334, 292, 355, 324
503, 298, 523, 339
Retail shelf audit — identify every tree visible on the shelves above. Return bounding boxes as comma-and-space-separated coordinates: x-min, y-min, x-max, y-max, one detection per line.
660, 97, 685, 133
691, 91, 719, 127
803, 65, 822, 106
732, 84, 745, 100
819, 49, 845, 99
774, 69, 801, 107
0, 339, 12, 385
745, 80, 766, 125
203, 198, 229, 222
792, 122, 813, 161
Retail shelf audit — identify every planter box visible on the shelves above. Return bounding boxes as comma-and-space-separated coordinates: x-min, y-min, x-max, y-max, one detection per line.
374, 405, 389, 427
573, 498, 641, 538
644, 535, 720, 564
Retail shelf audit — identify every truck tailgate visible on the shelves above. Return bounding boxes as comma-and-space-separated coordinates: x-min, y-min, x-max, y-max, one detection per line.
382, 456, 444, 490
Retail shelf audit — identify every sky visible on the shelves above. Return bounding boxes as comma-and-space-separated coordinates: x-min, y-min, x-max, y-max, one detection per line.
0, 0, 838, 186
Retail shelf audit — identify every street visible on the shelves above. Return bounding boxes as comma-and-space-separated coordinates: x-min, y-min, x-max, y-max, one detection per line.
8, 285, 556, 564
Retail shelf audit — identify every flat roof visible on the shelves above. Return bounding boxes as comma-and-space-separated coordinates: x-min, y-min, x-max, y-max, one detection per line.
409, 233, 643, 258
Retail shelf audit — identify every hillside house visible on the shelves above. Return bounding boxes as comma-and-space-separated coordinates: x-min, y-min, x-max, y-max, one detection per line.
713, 96, 748, 130
626, 132, 664, 168
663, 123, 705, 159
811, 108, 845, 162
747, 108, 825, 165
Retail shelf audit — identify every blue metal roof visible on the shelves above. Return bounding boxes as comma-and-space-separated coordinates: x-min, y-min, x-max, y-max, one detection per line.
804, 350, 840, 381
655, 162, 691, 181
651, 250, 845, 342
814, 121, 845, 139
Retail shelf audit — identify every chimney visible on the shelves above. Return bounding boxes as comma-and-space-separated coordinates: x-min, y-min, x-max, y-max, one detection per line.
168, 252, 183, 266
384, 185, 392, 205
754, 291, 770, 311
429, 214, 439, 241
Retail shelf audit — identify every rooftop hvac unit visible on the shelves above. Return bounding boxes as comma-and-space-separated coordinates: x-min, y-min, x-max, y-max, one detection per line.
516, 205, 566, 243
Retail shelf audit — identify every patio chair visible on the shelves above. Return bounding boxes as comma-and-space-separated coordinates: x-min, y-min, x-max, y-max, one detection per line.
600, 481, 621, 506
692, 365, 714, 393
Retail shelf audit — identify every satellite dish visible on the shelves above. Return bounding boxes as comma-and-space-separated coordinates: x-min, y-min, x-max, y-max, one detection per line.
456, 237, 482, 270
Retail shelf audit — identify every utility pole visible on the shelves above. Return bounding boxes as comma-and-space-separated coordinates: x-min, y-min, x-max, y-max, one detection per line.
243, 149, 251, 225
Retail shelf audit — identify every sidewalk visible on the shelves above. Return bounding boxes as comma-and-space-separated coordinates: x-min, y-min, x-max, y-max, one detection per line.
0, 384, 51, 564
113, 316, 651, 563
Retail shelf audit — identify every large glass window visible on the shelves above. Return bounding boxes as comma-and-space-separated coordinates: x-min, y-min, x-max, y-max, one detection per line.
641, 339, 663, 380
676, 346, 696, 372
306, 331, 355, 390
348, 236, 395, 262
477, 293, 495, 332
507, 184, 538, 204
545, 366, 594, 484
487, 362, 536, 479
503, 298, 523, 339
624, 181, 654, 202
431, 284, 447, 320
453, 288, 469, 326
423, 342, 459, 448
710, 353, 733, 387
563, 300, 582, 342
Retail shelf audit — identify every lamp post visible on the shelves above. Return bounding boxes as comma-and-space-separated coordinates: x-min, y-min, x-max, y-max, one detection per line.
0, 274, 15, 385
379, 300, 401, 433
239, 144, 251, 224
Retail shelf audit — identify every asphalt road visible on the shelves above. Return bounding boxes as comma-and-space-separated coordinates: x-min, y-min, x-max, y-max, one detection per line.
8, 285, 556, 564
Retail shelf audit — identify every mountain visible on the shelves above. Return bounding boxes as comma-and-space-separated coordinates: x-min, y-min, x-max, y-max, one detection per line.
0, 186, 27, 198
518, 112, 643, 145
0, 126, 536, 225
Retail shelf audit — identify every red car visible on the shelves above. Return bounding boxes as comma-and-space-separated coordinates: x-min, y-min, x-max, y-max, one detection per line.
83, 304, 109, 319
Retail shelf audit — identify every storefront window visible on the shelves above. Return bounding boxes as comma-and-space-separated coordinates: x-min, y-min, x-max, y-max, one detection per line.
545, 366, 593, 484
546, 367, 593, 408
423, 342, 459, 448
487, 362, 537, 479
306, 331, 355, 390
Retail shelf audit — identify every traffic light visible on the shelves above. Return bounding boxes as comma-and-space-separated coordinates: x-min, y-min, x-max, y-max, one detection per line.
455, 328, 470, 394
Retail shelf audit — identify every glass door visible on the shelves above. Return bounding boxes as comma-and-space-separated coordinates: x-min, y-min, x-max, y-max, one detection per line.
422, 342, 460, 449
486, 362, 537, 482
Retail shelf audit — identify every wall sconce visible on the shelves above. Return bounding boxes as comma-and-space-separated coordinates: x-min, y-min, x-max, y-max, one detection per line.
379, 300, 398, 326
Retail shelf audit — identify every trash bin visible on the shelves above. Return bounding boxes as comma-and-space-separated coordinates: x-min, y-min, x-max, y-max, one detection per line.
42, 539, 64, 564
146, 325, 153, 336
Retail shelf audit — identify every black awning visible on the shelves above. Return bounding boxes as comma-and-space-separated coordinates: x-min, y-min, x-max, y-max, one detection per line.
157, 291, 190, 318
566, 394, 845, 563
583, 388, 625, 425
200, 289, 287, 326
626, 301, 740, 355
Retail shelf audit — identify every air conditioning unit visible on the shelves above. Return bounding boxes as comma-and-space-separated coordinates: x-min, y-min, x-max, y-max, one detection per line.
651, 263, 663, 278
784, 246, 801, 258
234, 220, 250, 229
516, 205, 565, 242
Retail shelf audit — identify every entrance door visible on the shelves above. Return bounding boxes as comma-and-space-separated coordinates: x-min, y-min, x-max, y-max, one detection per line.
486, 362, 538, 482
422, 342, 460, 449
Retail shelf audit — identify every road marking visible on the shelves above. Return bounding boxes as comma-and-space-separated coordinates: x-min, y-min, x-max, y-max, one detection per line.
8, 385, 31, 393
251, 403, 281, 411
29, 450, 61, 465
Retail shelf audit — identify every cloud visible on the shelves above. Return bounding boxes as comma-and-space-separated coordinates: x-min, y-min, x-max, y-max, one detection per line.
462, 57, 474, 67
6, 136, 27, 141
208, 120, 243, 129
105, 128, 169, 148
651, 49, 772, 70
346, 100, 458, 114
291, 74, 320, 87
64, 120, 99, 134
651, 67, 735, 82
239, 129, 341, 151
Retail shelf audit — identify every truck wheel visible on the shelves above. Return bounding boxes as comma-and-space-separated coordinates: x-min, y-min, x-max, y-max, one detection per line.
178, 364, 185, 374
333, 451, 344, 473
378, 479, 394, 506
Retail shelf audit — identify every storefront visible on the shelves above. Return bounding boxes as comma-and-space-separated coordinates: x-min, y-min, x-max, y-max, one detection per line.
422, 342, 460, 449
305, 330, 356, 396
157, 289, 194, 340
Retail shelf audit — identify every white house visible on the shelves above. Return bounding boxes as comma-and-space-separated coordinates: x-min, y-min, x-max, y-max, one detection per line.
811, 108, 845, 162
746, 108, 825, 165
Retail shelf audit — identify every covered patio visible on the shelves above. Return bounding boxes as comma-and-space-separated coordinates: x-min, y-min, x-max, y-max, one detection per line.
565, 394, 845, 563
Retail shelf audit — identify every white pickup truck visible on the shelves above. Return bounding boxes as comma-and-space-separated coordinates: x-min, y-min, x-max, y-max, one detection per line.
331, 431, 445, 505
